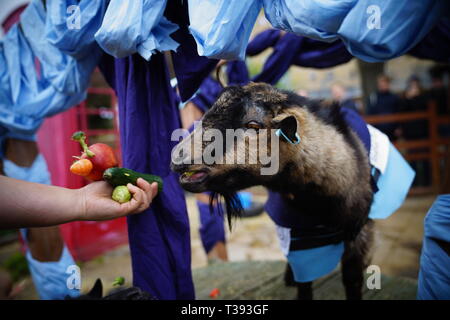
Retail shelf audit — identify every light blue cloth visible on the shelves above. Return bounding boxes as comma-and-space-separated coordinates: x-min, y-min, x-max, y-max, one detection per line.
46, 0, 106, 59
189, 0, 448, 61
263, 0, 352, 42
417, 195, 450, 300
288, 242, 344, 283
237, 192, 253, 210
3, 154, 50, 185
263, 0, 449, 62
369, 143, 415, 219
95, 0, 179, 60
21, 227, 80, 300
188, 0, 262, 60
0, 0, 102, 140
20, 0, 102, 95
25, 246, 80, 300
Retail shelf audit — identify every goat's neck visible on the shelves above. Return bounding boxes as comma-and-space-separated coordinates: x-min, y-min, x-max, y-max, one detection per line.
276, 108, 362, 198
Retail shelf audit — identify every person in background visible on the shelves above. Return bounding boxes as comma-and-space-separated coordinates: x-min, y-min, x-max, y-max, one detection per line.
400, 76, 430, 187
428, 66, 449, 116
367, 74, 401, 140
427, 66, 449, 137
331, 83, 359, 112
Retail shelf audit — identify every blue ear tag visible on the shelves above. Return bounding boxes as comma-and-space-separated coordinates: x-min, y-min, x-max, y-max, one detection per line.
275, 129, 301, 145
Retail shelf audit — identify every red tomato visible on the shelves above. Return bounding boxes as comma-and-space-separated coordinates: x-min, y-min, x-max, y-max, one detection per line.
81, 143, 118, 181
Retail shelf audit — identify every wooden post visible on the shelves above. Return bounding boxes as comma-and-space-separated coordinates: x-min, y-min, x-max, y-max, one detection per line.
428, 101, 440, 192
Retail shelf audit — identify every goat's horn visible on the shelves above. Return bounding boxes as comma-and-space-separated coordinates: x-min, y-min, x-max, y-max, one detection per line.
215, 59, 228, 88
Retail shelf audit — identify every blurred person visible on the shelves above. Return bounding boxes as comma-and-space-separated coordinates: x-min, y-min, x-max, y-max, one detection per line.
367, 74, 401, 140
427, 66, 449, 116
331, 83, 358, 112
0, 270, 12, 300
400, 76, 431, 187
400, 76, 428, 139
427, 66, 450, 138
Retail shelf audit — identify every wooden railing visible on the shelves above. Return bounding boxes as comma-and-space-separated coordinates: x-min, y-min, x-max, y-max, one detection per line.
364, 101, 450, 194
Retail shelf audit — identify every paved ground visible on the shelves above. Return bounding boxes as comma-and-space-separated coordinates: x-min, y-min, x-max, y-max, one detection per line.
0, 189, 435, 299
193, 261, 418, 300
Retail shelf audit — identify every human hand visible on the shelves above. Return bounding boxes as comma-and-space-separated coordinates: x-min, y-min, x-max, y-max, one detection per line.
77, 178, 158, 221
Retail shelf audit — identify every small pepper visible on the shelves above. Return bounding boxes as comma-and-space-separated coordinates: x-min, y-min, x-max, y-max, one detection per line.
70, 159, 93, 177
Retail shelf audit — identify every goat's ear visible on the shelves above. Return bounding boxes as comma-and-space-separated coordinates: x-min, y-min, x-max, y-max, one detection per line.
272, 115, 298, 143
86, 279, 103, 299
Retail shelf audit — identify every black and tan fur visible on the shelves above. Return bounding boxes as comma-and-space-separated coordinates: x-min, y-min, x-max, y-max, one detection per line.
171, 83, 374, 300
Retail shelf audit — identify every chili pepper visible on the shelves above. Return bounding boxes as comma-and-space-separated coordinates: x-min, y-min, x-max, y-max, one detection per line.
70, 159, 93, 176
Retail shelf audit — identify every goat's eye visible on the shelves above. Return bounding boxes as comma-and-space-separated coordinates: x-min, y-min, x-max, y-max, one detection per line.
245, 121, 262, 130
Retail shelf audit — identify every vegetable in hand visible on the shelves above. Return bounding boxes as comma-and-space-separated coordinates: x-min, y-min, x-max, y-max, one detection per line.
112, 186, 131, 203
70, 159, 93, 177
103, 167, 163, 194
71, 131, 118, 181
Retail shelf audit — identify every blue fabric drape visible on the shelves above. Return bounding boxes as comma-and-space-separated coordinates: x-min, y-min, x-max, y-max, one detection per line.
264, 0, 449, 63
95, 0, 179, 61
188, 0, 261, 60
250, 30, 352, 85
187, 0, 449, 62
99, 53, 195, 300
0, 0, 104, 144
418, 195, 450, 300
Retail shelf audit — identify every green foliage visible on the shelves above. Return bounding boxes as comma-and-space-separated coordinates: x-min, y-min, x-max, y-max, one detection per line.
2, 252, 29, 282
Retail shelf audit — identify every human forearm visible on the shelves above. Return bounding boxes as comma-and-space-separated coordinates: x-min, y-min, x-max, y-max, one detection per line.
0, 175, 158, 229
0, 175, 81, 229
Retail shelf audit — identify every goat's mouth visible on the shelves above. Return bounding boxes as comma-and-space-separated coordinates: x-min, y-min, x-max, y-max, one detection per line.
179, 168, 211, 192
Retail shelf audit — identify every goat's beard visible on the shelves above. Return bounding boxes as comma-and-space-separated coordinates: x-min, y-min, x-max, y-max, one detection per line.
209, 191, 243, 231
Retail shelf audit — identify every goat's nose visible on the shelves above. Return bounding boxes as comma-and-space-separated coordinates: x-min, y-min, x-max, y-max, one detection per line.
170, 161, 189, 174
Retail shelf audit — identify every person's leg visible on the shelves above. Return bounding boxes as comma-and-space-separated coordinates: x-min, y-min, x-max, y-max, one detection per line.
25, 227, 64, 262
0, 270, 13, 299
3, 139, 78, 299
196, 193, 228, 262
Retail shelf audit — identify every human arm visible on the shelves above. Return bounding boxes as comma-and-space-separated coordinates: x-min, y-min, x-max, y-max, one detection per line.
0, 175, 158, 229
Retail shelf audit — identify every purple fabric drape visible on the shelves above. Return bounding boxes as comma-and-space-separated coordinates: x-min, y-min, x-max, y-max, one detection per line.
409, 18, 450, 63
99, 53, 195, 300
250, 29, 352, 85
191, 29, 353, 110
191, 60, 249, 112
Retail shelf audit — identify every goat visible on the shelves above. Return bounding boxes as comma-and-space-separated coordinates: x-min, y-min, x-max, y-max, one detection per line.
171, 82, 374, 300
